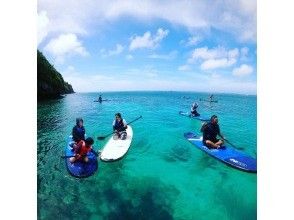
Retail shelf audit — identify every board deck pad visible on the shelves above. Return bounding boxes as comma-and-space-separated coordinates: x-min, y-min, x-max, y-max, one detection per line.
65, 136, 98, 178
184, 132, 257, 173
179, 111, 210, 122
100, 126, 133, 162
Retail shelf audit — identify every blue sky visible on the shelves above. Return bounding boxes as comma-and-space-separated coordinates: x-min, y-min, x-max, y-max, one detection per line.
38, 0, 256, 94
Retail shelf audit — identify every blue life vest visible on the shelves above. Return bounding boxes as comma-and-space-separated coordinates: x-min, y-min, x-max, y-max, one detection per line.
114, 119, 126, 131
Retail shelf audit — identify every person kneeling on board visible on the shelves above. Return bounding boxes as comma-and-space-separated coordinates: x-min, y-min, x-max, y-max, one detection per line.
98, 95, 102, 103
113, 113, 127, 140
201, 115, 225, 149
191, 102, 200, 116
70, 137, 94, 163
72, 118, 86, 143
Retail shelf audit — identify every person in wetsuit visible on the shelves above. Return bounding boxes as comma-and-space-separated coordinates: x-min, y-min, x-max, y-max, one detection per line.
201, 115, 225, 149
190, 102, 200, 116
72, 118, 85, 143
98, 95, 102, 103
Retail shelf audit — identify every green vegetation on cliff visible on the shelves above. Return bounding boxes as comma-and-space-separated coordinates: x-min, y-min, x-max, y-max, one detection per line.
37, 50, 74, 100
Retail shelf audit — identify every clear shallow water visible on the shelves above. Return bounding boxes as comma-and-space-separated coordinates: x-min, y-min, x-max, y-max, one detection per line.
37, 91, 257, 220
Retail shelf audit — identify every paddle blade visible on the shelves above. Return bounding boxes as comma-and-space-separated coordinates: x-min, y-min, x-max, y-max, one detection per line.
97, 136, 106, 140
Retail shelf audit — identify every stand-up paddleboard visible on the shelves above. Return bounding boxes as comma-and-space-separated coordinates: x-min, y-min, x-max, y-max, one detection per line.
179, 111, 210, 122
64, 136, 98, 178
184, 132, 257, 173
199, 98, 218, 103
100, 126, 133, 162
94, 99, 110, 102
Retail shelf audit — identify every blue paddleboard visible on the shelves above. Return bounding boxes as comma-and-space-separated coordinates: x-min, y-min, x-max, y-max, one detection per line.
179, 111, 210, 122
184, 132, 257, 173
65, 136, 98, 178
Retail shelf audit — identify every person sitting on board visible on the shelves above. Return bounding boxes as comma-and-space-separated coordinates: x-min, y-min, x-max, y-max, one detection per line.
98, 95, 102, 103
201, 115, 225, 149
113, 113, 127, 140
209, 94, 214, 102
70, 137, 94, 163
190, 102, 200, 116
72, 118, 85, 143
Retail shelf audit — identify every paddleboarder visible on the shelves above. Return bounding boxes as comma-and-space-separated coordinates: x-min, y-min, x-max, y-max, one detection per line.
209, 94, 214, 102
72, 118, 86, 143
98, 95, 102, 103
201, 115, 225, 149
190, 102, 200, 116
113, 113, 128, 140
69, 137, 94, 163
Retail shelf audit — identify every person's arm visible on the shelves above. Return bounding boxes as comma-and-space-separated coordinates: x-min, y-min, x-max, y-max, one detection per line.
74, 141, 82, 154
82, 127, 86, 139
113, 120, 117, 132
123, 119, 128, 129
72, 126, 78, 142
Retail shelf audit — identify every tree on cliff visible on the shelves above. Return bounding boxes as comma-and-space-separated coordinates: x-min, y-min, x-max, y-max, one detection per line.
37, 50, 74, 100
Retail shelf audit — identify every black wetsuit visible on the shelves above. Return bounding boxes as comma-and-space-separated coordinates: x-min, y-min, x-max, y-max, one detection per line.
202, 122, 220, 145
72, 125, 85, 142
191, 106, 200, 116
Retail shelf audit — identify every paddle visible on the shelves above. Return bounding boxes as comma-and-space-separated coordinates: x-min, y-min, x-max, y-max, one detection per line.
97, 115, 142, 140
221, 137, 245, 150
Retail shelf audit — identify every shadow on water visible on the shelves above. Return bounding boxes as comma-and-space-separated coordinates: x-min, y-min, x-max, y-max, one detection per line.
38, 173, 180, 220
213, 184, 257, 220
163, 144, 192, 163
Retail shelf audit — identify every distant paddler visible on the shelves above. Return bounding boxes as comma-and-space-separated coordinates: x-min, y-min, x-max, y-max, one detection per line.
98, 95, 102, 103
190, 102, 200, 117
209, 94, 214, 102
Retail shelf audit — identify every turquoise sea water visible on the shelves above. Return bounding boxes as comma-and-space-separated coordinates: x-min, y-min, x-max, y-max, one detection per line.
37, 91, 257, 220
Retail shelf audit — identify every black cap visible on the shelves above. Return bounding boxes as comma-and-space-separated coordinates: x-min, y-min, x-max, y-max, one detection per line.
85, 137, 94, 146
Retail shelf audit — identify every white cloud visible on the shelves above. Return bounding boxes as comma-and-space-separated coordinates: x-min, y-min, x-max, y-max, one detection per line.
129, 28, 169, 50
38, 11, 49, 45
232, 64, 253, 77
126, 54, 134, 60
101, 44, 124, 57
148, 50, 177, 60
109, 44, 124, 56
240, 47, 249, 61
188, 46, 239, 70
38, 0, 256, 43
201, 58, 237, 70
64, 70, 256, 94
189, 47, 239, 62
44, 33, 89, 63
178, 65, 191, 71
184, 36, 202, 47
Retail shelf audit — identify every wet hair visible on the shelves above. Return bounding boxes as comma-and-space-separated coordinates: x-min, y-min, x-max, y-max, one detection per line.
210, 115, 218, 122
115, 113, 122, 118
76, 118, 83, 125
85, 137, 94, 146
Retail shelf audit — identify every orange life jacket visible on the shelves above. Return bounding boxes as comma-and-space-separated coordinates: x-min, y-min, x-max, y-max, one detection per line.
75, 140, 91, 159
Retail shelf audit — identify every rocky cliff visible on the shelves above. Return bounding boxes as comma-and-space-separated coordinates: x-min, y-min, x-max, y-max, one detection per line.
37, 50, 74, 101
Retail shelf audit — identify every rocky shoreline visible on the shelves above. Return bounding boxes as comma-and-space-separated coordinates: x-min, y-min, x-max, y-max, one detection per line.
37, 50, 74, 101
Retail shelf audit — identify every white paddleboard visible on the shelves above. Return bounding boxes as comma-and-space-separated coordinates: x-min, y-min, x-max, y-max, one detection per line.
100, 126, 133, 161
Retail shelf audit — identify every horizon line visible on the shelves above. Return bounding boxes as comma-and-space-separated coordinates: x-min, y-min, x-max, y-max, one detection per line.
71, 90, 257, 96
